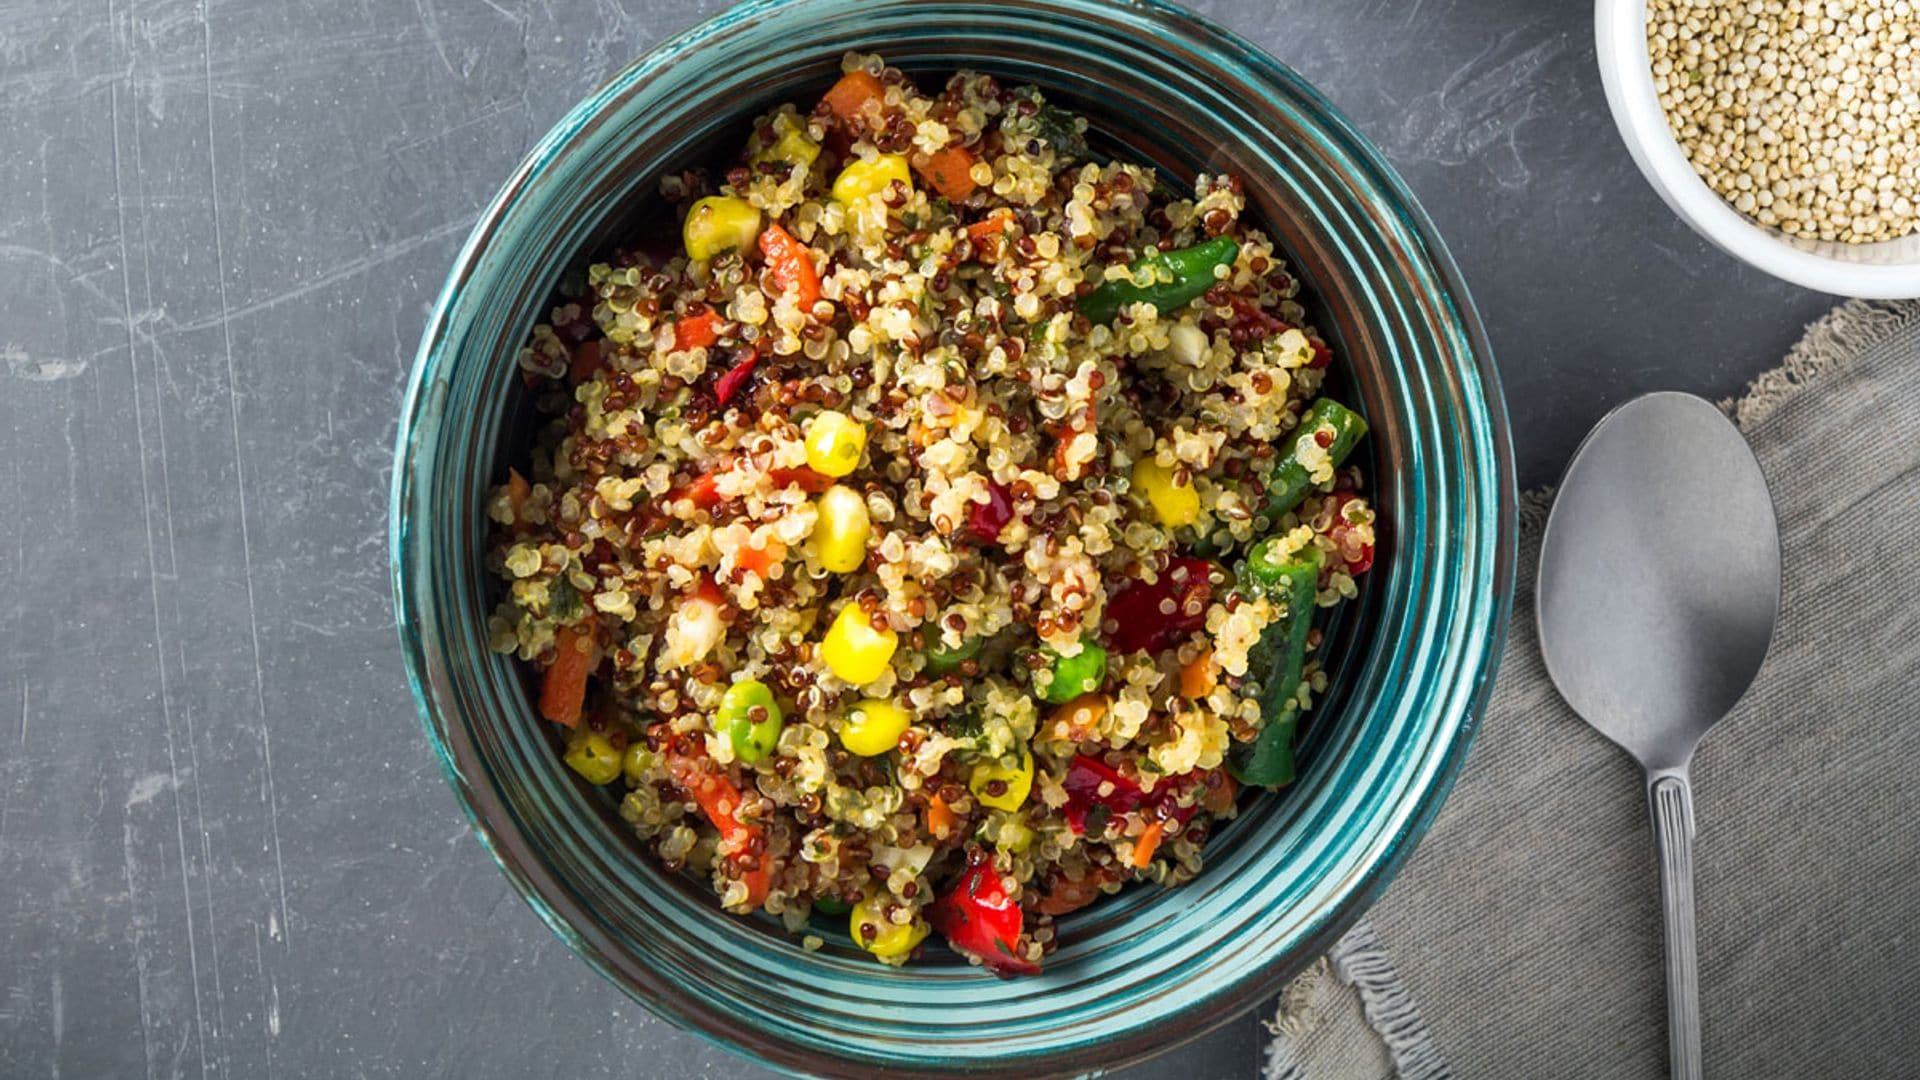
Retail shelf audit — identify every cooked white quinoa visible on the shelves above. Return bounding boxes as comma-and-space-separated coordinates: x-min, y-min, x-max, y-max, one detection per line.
486, 54, 1376, 974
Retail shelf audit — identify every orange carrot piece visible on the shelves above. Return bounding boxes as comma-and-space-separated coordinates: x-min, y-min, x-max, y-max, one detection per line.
1130, 821, 1165, 869
673, 465, 828, 510
539, 624, 594, 727
736, 539, 786, 578
739, 861, 772, 908
918, 146, 978, 202
666, 753, 771, 908
677, 472, 723, 509
569, 339, 606, 385
1045, 692, 1109, 742
1179, 648, 1216, 699
505, 468, 531, 522
675, 308, 721, 350
758, 223, 821, 309
965, 213, 1009, 244
927, 793, 957, 839
822, 70, 885, 131
768, 466, 834, 494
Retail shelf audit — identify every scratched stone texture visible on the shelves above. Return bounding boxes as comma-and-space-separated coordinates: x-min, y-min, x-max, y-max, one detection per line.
0, 0, 1832, 1077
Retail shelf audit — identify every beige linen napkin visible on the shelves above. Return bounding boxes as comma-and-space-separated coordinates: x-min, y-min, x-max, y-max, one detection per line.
1266, 300, 1920, 1079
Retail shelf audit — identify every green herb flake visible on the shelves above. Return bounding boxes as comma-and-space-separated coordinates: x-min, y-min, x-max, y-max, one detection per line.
549, 578, 585, 622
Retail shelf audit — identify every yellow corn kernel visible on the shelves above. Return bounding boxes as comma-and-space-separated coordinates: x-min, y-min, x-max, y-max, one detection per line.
831, 153, 912, 204
682, 195, 762, 261
838, 698, 911, 757
753, 113, 820, 167
1131, 457, 1201, 528
850, 891, 928, 961
813, 484, 872, 573
993, 815, 1034, 854
804, 410, 868, 478
821, 603, 898, 685
969, 749, 1034, 812
563, 732, 623, 786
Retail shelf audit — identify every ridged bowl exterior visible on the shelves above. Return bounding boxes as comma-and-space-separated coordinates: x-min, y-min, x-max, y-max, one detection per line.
390, 1, 1516, 1075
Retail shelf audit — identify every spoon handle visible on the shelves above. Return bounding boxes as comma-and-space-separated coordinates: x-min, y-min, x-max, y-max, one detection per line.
1650, 772, 1703, 1080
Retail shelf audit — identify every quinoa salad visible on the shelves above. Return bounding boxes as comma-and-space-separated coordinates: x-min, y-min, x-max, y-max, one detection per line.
485, 54, 1376, 975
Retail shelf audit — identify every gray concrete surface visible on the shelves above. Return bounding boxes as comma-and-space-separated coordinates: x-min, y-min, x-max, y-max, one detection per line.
0, 0, 1834, 1076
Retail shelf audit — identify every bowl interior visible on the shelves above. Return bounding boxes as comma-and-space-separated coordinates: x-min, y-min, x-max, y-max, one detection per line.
1595, 0, 1920, 297
392, 1, 1513, 1075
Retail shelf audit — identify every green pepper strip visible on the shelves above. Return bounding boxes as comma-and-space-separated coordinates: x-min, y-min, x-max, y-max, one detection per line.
1229, 541, 1324, 787
1077, 237, 1240, 325
1261, 398, 1368, 522
925, 636, 983, 677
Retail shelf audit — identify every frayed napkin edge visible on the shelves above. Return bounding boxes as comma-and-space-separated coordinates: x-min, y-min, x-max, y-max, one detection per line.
1728, 299, 1920, 431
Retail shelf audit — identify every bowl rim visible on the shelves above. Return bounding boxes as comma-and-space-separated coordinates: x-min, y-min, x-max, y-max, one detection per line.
1594, 0, 1920, 299
389, 0, 1518, 1073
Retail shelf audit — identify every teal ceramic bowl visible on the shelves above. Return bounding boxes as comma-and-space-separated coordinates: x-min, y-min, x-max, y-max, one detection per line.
390, 0, 1515, 1074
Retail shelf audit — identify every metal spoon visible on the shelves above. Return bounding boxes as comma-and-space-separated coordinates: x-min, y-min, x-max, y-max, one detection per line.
1537, 392, 1781, 1080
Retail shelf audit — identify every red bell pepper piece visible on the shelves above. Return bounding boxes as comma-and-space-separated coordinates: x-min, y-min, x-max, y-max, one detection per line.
714, 348, 759, 407
966, 480, 1014, 544
1062, 754, 1144, 834
673, 471, 724, 510
663, 747, 770, 909
676, 308, 722, 350
1062, 755, 1208, 835
689, 572, 726, 606
928, 853, 1039, 976
1103, 556, 1216, 654
1227, 295, 1291, 341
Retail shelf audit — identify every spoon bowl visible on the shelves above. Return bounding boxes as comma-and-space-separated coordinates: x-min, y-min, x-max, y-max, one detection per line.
1538, 392, 1781, 771
1538, 391, 1780, 1080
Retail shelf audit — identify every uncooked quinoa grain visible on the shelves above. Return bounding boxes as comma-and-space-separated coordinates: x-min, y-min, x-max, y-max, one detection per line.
1648, 0, 1920, 242
486, 54, 1377, 974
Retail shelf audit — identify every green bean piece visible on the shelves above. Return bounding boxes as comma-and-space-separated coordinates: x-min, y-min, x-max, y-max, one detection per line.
1231, 712, 1297, 789
812, 896, 852, 916
924, 636, 983, 677
1260, 398, 1368, 522
1077, 237, 1240, 325
1230, 543, 1323, 787
1034, 638, 1108, 704
718, 679, 783, 764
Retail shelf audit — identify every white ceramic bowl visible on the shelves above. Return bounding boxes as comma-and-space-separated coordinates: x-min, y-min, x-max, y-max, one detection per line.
1596, 0, 1920, 298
